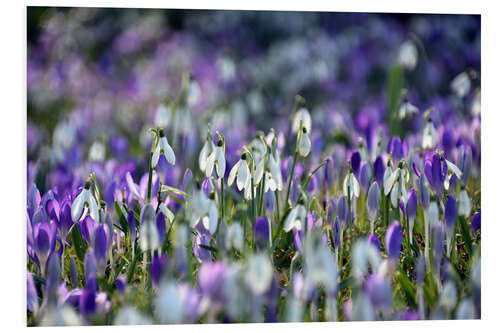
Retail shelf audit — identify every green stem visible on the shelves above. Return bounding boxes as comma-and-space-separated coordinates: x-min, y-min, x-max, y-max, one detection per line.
285, 150, 299, 208
147, 151, 153, 203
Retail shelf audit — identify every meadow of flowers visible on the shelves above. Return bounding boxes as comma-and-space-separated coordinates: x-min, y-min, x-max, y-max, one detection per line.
27, 8, 481, 325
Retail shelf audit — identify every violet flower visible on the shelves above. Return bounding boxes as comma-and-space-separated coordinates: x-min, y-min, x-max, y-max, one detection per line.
385, 222, 402, 260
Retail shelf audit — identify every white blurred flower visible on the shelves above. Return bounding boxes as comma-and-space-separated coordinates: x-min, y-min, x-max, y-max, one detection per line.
40, 305, 81, 326
225, 223, 244, 251
397, 40, 418, 70
471, 90, 481, 115
439, 281, 457, 310
352, 239, 382, 283
458, 187, 471, 217
384, 166, 406, 208
190, 189, 218, 235
88, 141, 105, 162
303, 230, 338, 292
451, 72, 471, 98
154, 104, 171, 128
422, 118, 437, 149
398, 101, 419, 120
114, 306, 152, 325
139, 203, 160, 251
298, 127, 311, 157
244, 253, 273, 295
427, 202, 440, 228
155, 281, 184, 324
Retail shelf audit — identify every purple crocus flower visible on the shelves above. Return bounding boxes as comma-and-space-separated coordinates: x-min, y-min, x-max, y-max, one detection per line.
359, 162, 371, 190
337, 195, 348, 227
457, 145, 472, 184
407, 189, 418, 220
254, 216, 270, 250
332, 217, 341, 249
433, 224, 444, 271
367, 233, 381, 252
373, 156, 385, 186
80, 289, 96, 317
385, 222, 402, 260
350, 151, 361, 176
156, 212, 166, 248
151, 252, 167, 287
92, 223, 110, 274
387, 136, 403, 161
364, 273, 392, 309
366, 182, 380, 219
416, 255, 425, 286
27, 273, 39, 313
323, 156, 335, 189
84, 250, 97, 290
127, 210, 136, 244
197, 261, 228, 303
79, 215, 97, 245
193, 223, 212, 263
418, 175, 430, 209
471, 211, 481, 234
444, 195, 457, 232
33, 221, 57, 274
115, 276, 126, 294
424, 152, 447, 196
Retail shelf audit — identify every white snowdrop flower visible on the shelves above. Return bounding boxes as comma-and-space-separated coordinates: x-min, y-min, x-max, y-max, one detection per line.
397, 40, 418, 70
298, 127, 311, 157
189, 189, 218, 235
384, 165, 406, 208
158, 202, 175, 223
155, 281, 184, 324
152, 129, 175, 167
427, 202, 440, 228
445, 158, 463, 179
343, 170, 360, 200
187, 80, 201, 108
253, 156, 265, 185
264, 171, 278, 192
154, 104, 171, 128
422, 118, 437, 149
284, 202, 307, 232
451, 72, 471, 98
292, 108, 312, 133
228, 153, 251, 191
139, 203, 160, 251
245, 253, 273, 295
225, 223, 244, 251
269, 154, 283, 191
471, 90, 481, 115
398, 100, 419, 120
199, 134, 215, 174
88, 141, 105, 162
216, 56, 236, 81
205, 140, 226, 179
458, 187, 471, 217
71, 182, 99, 222
53, 121, 76, 150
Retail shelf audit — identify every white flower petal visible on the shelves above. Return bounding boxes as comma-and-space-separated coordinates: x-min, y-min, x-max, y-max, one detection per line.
71, 190, 86, 222
152, 144, 161, 168
215, 147, 226, 179
237, 160, 249, 191
384, 169, 399, 196
205, 151, 216, 178
228, 160, 241, 186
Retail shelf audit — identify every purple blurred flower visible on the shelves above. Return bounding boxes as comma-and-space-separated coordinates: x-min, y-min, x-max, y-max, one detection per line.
151, 253, 168, 287
254, 216, 270, 250
385, 222, 402, 260
373, 156, 385, 186
197, 261, 228, 303
350, 151, 361, 176
367, 233, 381, 252
471, 211, 481, 234
365, 273, 392, 309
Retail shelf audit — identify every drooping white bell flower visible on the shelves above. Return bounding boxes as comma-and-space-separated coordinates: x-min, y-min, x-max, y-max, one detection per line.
458, 187, 471, 217
384, 163, 407, 208
298, 127, 311, 157
269, 154, 283, 191
204, 140, 226, 179
451, 72, 471, 98
343, 170, 360, 200
292, 107, 311, 133
422, 118, 437, 150
154, 104, 171, 128
303, 229, 338, 293
152, 129, 175, 167
228, 153, 251, 192
244, 253, 273, 295
445, 158, 463, 179
284, 202, 307, 232
397, 40, 418, 70
71, 182, 99, 222
139, 203, 160, 251
189, 189, 218, 235
158, 202, 175, 224
199, 134, 215, 174
398, 100, 419, 120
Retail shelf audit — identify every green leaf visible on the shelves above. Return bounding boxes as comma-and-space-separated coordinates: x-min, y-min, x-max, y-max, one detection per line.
114, 201, 129, 234
160, 185, 190, 198
387, 65, 404, 136
396, 269, 417, 308
71, 224, 87, 262
458, 216, 472, 255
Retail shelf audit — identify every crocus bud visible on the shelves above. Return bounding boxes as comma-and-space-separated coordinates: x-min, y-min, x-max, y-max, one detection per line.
387, 137, 403, 162
92, 224, 110, 275
471, 211, 481, 234
337, 196, 348, 226
385, 222, 402, 260
365, 273, 392, 309
254, 216, 270, 250
128, 210, 136, 243
350, 151, 361, 176
151, 253, 167, 287
444, 195, 457, 232
359, 162, 371, 190
80, 289, 96, 317
457, 145, 472, 184
407, 189, 418, 220
323, 156, 335, 189
418, 176, 430, 209
373, 156, 385, 186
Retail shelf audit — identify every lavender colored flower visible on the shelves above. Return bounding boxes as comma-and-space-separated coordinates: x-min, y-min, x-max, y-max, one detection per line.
365, 273, 392, 309
151, 253, 168, 287
373, 155, 385, 186
254, 216, 270, 250
367, 233, 381, 252
471, 211, 481, 234
350, 151, 361, 176
385, 222, 402, 260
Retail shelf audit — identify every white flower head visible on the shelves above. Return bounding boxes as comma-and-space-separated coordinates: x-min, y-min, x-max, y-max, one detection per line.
152, 129, 175, 167
154, 104, 171, 128
397, 40, 418, 70
225, 222, 244, 251
205, 139, 226, 179
71, 181, 99, 222
154, 281, 184, 324
422, 118, 437, 150
228, 153, 251, 192
292, 108, 312, 134
189, 189, 218, 235
298, 126, 311, 157
343, 170, 360, 200
284, 202, 307, 232
384, 162, 407, 208
399, 101, 419, 120
458, 187, 471, 217
451, 72, 471, 98
245, 253, 273, 295
139, 203, 160, 251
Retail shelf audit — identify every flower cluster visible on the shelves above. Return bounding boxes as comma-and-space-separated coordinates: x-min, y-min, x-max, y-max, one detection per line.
27, 9, 480, 326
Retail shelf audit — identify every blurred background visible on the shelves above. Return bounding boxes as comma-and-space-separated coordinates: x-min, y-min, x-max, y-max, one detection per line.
27, 7, 480, 194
